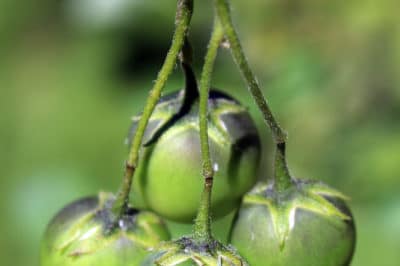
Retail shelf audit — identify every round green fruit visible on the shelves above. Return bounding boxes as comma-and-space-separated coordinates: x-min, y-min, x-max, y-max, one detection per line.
229, 181, 356, 266
129, 90, 261, 222
40, 192, 170, 266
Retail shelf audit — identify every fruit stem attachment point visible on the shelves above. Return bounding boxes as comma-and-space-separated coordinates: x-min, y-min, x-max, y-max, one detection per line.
194, 20, 224, 242
110, 162, 136, 220
111, 0, 194, 225
214, 0, 287, 145
274, 142, 293, 193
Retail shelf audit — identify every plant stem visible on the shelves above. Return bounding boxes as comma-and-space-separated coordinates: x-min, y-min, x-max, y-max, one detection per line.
214, 0, 293, 190
214, 0, 286, 145
111, 0, 193, 221
274, 143, 292, 192
194, 20, 224, 242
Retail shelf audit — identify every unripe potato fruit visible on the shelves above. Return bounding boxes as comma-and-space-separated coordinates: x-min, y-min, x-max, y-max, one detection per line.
230, 181, 356, 266
129, 90, 261, 223
40, 192, 170, 266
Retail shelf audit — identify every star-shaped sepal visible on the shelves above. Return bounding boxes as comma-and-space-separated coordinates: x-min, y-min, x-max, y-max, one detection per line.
146, 237, 248, 266
243, 179, 351, 250
50, 192, 169, 259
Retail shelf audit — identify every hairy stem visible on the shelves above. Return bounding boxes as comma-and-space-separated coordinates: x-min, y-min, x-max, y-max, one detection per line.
194, 20, 224, 241
111, 0, 194, 221
214, 0, 286, 144
214, 0, 293, 190
274, 143, 292, 193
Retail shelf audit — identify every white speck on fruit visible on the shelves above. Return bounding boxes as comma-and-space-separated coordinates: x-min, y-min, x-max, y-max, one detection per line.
119, 219, 126, 230
79, 226, 99, 241
289, 208, 296, 230
213, 163, 219, 172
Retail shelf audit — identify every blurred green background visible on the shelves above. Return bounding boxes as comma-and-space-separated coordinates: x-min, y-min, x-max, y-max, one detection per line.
1, 0, 399, 265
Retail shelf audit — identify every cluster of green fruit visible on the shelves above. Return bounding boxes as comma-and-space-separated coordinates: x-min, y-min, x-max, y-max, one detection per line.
40, 1, 356, 265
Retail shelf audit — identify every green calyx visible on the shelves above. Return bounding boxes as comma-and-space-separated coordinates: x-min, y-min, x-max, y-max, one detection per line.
149, 237, 247, 266
44, 192, 169, 261
244, 180, 351, 249
128, 89, 255, 149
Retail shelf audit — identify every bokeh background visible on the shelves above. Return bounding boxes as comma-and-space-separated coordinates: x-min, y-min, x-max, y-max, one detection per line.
1, 0, 399, 265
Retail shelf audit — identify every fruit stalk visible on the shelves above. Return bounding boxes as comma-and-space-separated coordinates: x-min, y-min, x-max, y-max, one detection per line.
112, 0, 194, 222
274, 143, 292, 192
214, 0, 292, 188
194, 20, 224, 242
214, 0, 286, 144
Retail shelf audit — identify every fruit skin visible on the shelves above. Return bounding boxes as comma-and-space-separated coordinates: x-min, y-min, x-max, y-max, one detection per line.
40, 192, 170, 266
229, 181, 356, 266
129, 90, 261, 223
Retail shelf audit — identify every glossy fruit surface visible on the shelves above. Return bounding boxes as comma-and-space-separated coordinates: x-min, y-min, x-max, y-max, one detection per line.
230, 180, 356, 266
129, 90, 261, 223
40, 192, 170, 266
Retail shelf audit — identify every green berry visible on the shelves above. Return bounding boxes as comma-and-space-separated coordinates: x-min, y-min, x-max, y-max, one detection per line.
40, 192, 170, 266
230, 181, 356, 266
129, 90, 261, 223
